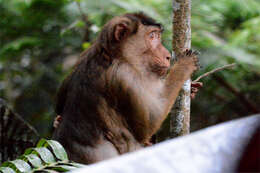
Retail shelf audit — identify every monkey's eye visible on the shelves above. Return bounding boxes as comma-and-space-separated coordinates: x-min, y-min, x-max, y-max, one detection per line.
149, 32, 156, 39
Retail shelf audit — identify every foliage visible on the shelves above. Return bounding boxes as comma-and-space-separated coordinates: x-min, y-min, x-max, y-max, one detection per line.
0, 0, 259, 139
0, 139, 84, 173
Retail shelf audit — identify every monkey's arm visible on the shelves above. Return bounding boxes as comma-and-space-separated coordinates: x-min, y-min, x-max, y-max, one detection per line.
149, 50, 199, 135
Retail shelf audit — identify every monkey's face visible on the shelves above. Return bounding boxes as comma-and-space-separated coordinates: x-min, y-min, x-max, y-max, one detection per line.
143, 25, 171, 76
120, 22, 171, 77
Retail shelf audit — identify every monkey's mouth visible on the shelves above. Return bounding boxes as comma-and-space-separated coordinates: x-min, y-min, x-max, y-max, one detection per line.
151, 65, 169, 77
159, 66, 169, 70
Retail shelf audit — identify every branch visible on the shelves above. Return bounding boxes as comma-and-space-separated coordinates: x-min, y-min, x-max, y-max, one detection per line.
170, 0, 192, 138
75, 1, 91, 42
75, 1, 88, 23
193, 63, 236, 82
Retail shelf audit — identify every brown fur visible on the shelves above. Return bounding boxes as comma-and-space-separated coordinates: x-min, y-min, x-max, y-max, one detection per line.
53, 12, 199, 164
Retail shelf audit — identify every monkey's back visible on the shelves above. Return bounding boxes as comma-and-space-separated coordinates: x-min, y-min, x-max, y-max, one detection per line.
53, 48, 140, 163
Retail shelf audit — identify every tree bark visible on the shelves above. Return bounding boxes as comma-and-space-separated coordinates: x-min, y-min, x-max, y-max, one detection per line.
170, 0, 192, 137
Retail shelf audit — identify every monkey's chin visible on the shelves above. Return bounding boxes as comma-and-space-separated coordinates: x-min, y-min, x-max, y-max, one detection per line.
151, 66, 169, 78
159, 68, 169, 77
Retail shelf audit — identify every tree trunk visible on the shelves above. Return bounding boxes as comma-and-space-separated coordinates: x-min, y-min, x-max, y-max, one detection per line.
170, 0, 192, 137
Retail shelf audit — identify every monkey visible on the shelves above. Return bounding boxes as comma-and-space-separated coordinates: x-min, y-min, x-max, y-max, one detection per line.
53, 82, 202, 128
52, 12, 201, 164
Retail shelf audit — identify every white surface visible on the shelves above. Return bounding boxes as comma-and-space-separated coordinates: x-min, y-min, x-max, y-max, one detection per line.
71, 115, 259, 173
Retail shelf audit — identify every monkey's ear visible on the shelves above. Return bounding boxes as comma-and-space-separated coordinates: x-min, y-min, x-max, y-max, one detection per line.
114, 22, 129, 41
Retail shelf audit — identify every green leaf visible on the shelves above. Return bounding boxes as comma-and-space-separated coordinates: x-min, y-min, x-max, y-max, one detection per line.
0, 37, 41, 57
23, 154, 43, 168
46, 140, 68, 161
75, 20, 85, 28
1, 162, 17, 172
9, 160, 31, 173
36, 138, 48, 148
24, 148, 34, 155
82, 42, 91, 50
0, 167, 16, 173
34, 148, 56, 164
36, 139, 68, 161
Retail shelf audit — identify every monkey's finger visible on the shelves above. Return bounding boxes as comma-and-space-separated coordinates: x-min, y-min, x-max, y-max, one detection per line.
191, 93, 196, 99
191, 81, 203, 88
188, 49, 193, 56
195, 61, 201, 69
55, 115, 62, 121
185, 49, 191, 56
192, 50, 200, 56
183, 49, 188, 56
193, 57, 199, 62
191, 88, 199, 93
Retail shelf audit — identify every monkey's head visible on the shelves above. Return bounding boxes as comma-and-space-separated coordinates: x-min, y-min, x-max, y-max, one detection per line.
98, 12, 171, 77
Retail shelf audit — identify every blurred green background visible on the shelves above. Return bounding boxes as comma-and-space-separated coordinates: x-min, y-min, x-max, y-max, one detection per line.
0, 0, 260, 138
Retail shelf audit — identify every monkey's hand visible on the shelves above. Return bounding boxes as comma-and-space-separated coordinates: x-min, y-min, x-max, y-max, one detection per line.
174, 49, 200, 80
191, 81, 203, 99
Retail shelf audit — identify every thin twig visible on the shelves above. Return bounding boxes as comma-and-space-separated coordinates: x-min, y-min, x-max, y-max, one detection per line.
75, 1, 91, 42
75, 1, 88, 23
193, 63, 236, 82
